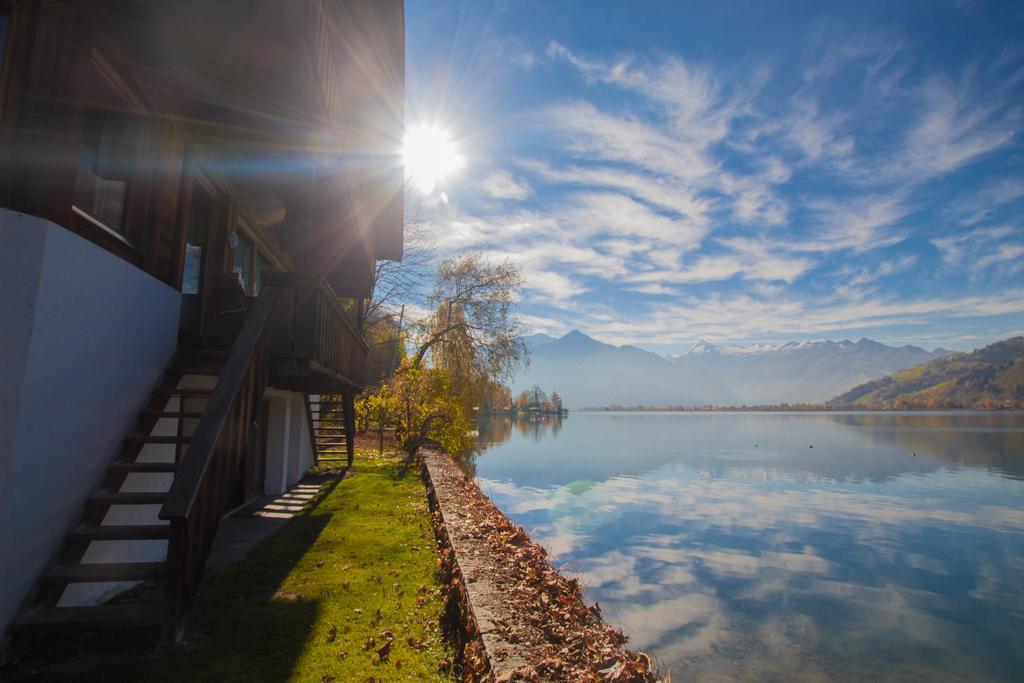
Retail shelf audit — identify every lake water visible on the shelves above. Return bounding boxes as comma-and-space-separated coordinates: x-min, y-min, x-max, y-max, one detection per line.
468, 411, 1024, 682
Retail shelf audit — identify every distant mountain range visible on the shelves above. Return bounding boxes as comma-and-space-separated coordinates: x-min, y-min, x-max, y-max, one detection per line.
831, 337, 1024, 408
514, 331, 949, 408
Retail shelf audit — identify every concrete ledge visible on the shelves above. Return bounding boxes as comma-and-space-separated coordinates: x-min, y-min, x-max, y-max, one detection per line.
420, 450, 660, 683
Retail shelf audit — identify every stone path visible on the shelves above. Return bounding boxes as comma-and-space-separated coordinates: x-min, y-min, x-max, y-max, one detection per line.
206, 482, 323, 572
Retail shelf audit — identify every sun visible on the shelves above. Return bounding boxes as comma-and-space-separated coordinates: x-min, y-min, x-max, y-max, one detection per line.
403, 125, 465, 195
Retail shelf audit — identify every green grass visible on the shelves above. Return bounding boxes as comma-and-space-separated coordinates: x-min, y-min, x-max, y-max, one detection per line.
15, 452, 456, 682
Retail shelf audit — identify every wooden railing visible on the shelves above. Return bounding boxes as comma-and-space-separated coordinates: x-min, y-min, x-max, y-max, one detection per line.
159, 287, 281, 642
266, 273, 369, 387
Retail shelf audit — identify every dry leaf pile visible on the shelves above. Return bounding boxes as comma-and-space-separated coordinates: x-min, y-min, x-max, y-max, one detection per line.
421, 451, 662, 682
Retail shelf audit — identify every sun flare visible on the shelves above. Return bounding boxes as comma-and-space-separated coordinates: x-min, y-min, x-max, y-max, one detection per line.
403, 125, 465, 194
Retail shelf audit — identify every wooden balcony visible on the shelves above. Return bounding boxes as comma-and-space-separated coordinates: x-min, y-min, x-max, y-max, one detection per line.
264, 273, 369, 390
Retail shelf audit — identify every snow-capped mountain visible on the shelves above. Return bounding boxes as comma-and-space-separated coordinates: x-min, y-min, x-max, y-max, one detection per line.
669, 338, 948, 404
512, 332, 948, 408
684, 340, 785, 356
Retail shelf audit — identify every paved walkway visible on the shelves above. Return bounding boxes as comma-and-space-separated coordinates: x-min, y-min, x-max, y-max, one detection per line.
206, 481, 324, 572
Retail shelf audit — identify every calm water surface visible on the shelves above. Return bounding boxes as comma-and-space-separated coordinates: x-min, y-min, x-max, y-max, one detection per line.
468, 412, 1024, 682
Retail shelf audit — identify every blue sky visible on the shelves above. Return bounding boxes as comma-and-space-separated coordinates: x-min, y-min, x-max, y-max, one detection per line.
404, 0, 1024, 353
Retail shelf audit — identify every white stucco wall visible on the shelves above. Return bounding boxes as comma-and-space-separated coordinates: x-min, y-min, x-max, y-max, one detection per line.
0, 209, 181, 635
264, 392, 293, 495
287, 393, 314, 485
263, 390, 315, 495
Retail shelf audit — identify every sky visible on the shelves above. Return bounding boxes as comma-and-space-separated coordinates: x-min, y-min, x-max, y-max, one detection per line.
403, 0, 1024, 354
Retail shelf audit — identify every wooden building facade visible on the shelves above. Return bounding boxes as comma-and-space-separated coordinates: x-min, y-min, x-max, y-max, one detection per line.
0, 0, 403, 646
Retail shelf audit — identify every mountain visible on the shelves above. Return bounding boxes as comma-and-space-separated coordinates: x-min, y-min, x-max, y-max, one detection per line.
522, 332, 557, 351
666, 338, 949, 404
513, 331, 735, 408
830, 337, 1024, 408
512, 331, 948, 409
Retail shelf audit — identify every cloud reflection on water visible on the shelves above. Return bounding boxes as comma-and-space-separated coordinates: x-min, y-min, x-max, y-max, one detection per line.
474, 412, 1024, 681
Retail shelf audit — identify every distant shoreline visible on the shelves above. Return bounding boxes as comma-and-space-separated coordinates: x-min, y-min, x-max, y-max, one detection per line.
576, 406, 1024, 413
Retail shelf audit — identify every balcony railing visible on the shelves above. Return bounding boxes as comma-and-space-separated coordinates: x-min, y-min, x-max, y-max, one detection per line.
265, 272, 369, 388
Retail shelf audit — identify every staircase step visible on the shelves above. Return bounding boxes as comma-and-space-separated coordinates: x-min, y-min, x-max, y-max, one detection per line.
171, 366, 221, 375
154, 388, 214, 397
176, 350, 228, 359
91, 491, 168, 505
43, 562, 167, 583
317, 450, 349, 455
317, 457, 348, 463
69, 524, 171, 541
108, 461, 179, 473
124, 434, 192, 444
13, 604, 164, 632
140, 411, 204, 419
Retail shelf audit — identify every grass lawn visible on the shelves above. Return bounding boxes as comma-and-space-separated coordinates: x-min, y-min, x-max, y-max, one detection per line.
13, 451, 457, 682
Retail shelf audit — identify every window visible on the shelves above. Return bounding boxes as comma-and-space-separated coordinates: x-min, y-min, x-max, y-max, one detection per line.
0, 11, 10, 79
232, 226, 276, 296
254, 252, 271, 295
232, 232, 254, 294
73, 111, 137, 233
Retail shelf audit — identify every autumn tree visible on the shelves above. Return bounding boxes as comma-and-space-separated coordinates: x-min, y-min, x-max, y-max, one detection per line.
514, 390, 532, 411
408, 253, 527, 413
549, 390, 563, 412
356, 362, 474, 459
355, 253, 527, 459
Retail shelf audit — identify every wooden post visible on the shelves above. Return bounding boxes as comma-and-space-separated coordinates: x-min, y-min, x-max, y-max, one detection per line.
163, 522, 187, 644
342, 391, 356, 468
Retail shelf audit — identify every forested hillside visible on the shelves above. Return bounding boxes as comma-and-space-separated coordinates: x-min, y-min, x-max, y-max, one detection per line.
831, 337, 1024, 409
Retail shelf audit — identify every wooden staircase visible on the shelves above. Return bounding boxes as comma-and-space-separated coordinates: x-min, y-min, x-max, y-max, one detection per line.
304, 393, 355, 467
7, 284, 363, 648
9, 349, 224, 638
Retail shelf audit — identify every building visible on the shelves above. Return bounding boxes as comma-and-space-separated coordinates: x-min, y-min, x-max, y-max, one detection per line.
0, 0, 404, 644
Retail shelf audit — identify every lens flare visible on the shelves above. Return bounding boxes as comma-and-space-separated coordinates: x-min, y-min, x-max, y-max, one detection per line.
403, 125, 465, 194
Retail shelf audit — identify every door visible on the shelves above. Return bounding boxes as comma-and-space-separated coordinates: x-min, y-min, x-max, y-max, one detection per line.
179, 180, 217, 339
248, 399, 270, 498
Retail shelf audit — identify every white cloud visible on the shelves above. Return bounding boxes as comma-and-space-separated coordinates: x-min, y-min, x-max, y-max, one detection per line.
976, 242, 1024, 271
562, 191, 706, 250
944, 177, 1024, 226
481, 170, 532, 200
796, 192, 912, 252
519, 159, 712, 225
543, 287, 1024, 347
860, 75, 1023, 186
408, 34, 1024, 346
931, 225, 1017, 266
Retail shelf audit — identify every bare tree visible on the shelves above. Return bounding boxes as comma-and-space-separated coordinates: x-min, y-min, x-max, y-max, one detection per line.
349, 217, 436, 382
358, 218, 435, 336
408, 253, 528, 386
